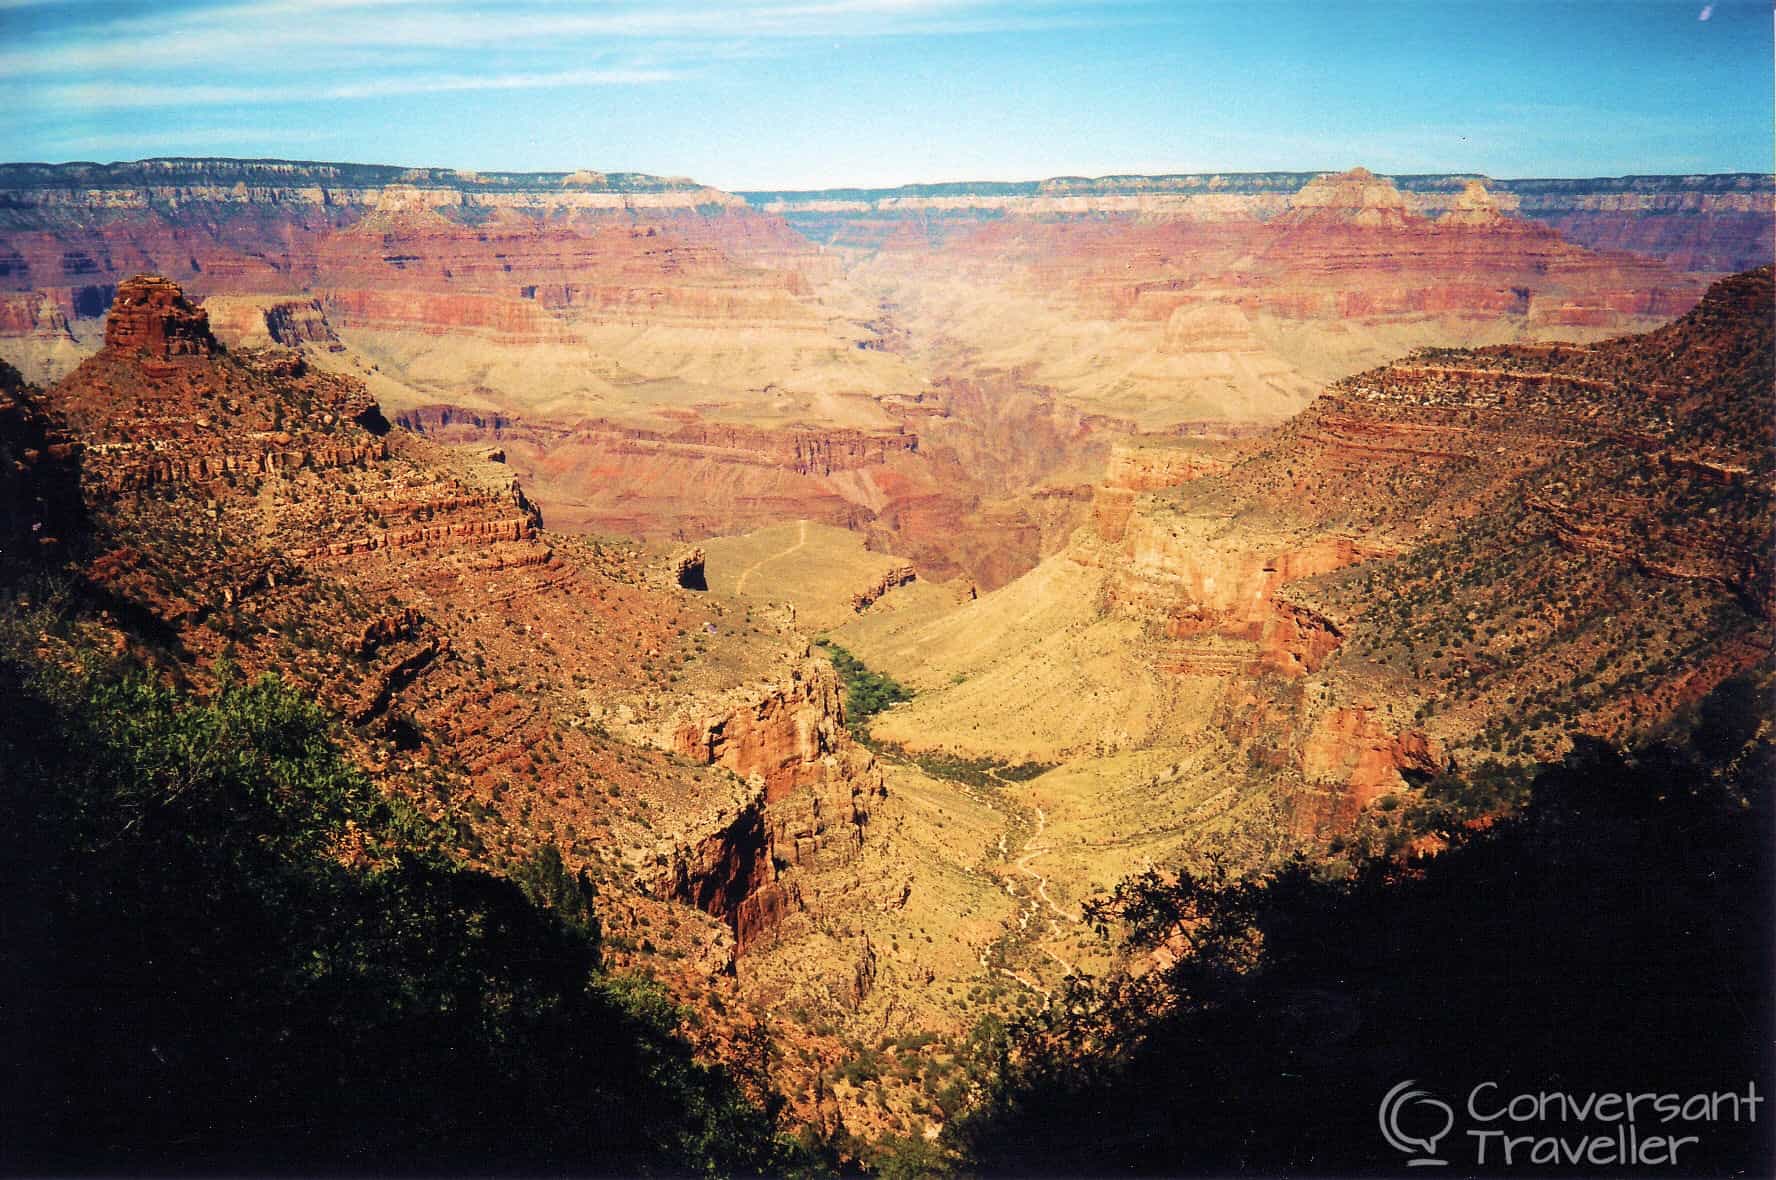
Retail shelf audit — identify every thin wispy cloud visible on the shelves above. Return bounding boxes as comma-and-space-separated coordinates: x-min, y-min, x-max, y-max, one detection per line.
0, 0, 1120, 139
0, 1, 1090, 77
56, 126, 335, 155
0, 0, 1762, 184
34, 68, 682, 111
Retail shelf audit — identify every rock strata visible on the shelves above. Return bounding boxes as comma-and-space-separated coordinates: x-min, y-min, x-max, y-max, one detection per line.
102, 274, 216, 362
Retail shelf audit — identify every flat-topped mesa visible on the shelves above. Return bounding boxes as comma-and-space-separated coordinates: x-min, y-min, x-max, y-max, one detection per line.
1282, 166, 1412, 227
102, 275, 216, 362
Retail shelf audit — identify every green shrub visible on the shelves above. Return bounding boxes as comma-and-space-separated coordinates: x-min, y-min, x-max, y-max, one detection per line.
0, 643, 801, 1174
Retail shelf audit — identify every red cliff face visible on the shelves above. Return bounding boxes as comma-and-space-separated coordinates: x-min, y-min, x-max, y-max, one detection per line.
664, 662, 887, 949
672, 663, 848, 801
876, 170, 1705, 341
102, 275, 217, 362
1300, 705, 1443, 810
41, 273, 892, 973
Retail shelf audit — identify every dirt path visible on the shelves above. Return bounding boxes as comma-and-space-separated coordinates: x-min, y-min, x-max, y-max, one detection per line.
1012, 802, 1078, 977
1014, 804, 1077, 927
734, 518, 808, 595
972, 768, 1081, 986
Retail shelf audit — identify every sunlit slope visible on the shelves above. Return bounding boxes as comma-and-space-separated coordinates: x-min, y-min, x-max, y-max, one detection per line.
330, 318, 919, 429
833, 538, 1229, 762
853, 268, 1320, 429
701, 520, 916, 634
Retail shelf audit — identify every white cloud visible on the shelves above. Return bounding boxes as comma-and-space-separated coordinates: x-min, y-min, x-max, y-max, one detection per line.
57, 126, 334, 154
30, 66, 681, 110
0, 1, 1084, 77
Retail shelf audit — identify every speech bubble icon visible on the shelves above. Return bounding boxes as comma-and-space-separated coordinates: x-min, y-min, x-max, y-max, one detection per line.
1380, 1079, 1454, 1165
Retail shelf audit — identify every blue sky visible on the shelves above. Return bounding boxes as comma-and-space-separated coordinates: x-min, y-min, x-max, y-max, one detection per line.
0, 0, 1769, 189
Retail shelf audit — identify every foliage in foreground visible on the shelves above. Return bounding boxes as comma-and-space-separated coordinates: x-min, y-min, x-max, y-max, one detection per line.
0, 631, 804, 1175
955, 674, 1774, 1176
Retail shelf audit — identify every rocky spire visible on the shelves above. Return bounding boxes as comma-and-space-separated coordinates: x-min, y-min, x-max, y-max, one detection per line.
102, 274, 216, 362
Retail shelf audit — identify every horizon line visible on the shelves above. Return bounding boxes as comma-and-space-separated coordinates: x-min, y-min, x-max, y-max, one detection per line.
2, 154, 1773, 194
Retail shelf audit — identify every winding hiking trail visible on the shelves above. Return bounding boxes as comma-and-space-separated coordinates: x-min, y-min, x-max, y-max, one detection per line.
734, 518, 808, 595
1013, 801, 1079, 977
1015, 803, 1077, 928
973, 768, 1082, 993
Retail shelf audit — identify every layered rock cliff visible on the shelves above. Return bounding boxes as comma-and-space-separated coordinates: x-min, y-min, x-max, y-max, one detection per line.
25, 275, 892, 980
839, 267, 1772, 840
749, 169, 1772, 274
3, 158, 1760, 602
660, 660, 888, 948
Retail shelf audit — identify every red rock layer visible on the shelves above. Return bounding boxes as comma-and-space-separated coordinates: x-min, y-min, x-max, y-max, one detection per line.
102, 274, 217, 361
900, 170, 1705, 337
1112, 266, 1775, 826
664, 661, 888, 950
43, 275, 890, 963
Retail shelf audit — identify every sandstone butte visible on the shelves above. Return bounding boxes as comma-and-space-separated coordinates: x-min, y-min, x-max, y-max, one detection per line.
1, 149, 1772, 1149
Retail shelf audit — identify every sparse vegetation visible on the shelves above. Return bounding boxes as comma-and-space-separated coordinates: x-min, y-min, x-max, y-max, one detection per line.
870, 737, 1055, 787
957, 676, 1772, 1175
816, 638, 913, 737
0, 625, 805, 1175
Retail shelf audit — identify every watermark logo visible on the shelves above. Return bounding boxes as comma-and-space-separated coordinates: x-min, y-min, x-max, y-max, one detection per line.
1379, 1080, 1455, 1166
1378, 1079, 1763, 1169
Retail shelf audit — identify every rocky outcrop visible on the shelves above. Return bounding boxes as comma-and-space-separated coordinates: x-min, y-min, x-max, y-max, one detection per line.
672, 662, 850, 801
662, 790, 784, 947
1300, 705, 1443, 803
392, 404, 525, 437
1440, 179, 1508, 227
94, 436, 394, 497
357, 607, 424, 656
1106, 514, 1381, 659
294, 514, 535, 560
1260, 600, 1344, 674
663, 662, 888, 949
851, 565, 915, 612
1280, 166, 1411, 227
205, 297, 343, 350
668, 546, 707, 591
350, 634, 447, 724
102, 275, 217, 362
1103, 444, 1229, 492
578, 421, 918, 477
